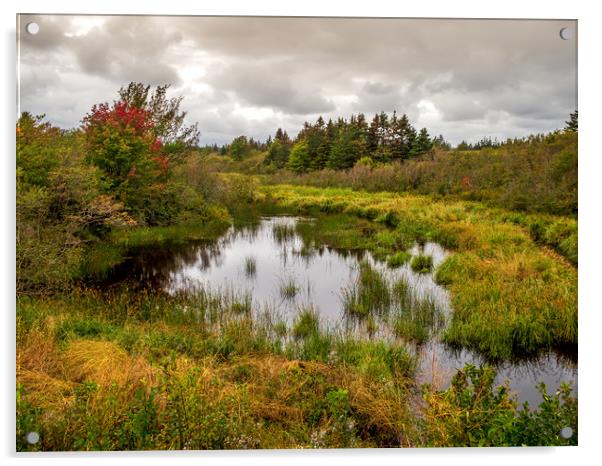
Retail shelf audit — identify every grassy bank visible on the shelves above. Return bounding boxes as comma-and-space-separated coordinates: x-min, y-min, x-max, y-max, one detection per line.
261, 185, 577, 360
17, 288, 419, 450
17, 287, 576, 450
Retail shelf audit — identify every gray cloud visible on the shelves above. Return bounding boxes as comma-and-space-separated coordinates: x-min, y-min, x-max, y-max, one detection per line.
206, 62, 336, 115
18, 15, 577, 145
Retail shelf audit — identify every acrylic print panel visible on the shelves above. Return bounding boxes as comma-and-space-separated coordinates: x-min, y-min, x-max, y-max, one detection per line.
16, 14, 577, 451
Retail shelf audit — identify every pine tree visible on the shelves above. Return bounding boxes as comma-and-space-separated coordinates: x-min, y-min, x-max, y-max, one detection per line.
287, 140, 310, 173
367, 114, 379, 154
328, 124, 363, 170
565, 110, 578, 133
432, 134, 451, 150
229, 136, 248, 160
389, 113, 415, 161
409, 128, 433, 158
265, 139, 290, 168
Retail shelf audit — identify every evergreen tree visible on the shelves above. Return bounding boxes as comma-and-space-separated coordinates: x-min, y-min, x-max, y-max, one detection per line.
229, 136, 248, 160
328, 124, 363, 169
275, 128, 291, 144
409, 128, 433, 157
389, 112, 415, 161
565, 110, 578, 133
432, 134, 451, 150
265, 139, 290, 168
372, 112, 391, 162
367, 114, 379, 154
287, 140, 310, 173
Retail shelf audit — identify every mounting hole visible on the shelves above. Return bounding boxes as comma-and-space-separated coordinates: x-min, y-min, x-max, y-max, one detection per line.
26, 22, 40, 35
560, 426, 573, 439
559, 27, 573, 40
26, 431, 40, 444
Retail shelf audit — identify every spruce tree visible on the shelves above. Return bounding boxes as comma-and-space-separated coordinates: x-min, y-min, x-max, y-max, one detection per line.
565, 110, 578, 133
287, 140, 310, 173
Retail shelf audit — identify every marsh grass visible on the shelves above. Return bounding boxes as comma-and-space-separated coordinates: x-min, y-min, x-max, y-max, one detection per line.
295, 214, 385, 252
387, 251, 411, 268
272, 223, 296, 244
229, 291, 253, 316
17, 281, 577, 451
342, 261, 390, 318
292, 308, 320, 340
410, 254, 433, 274
262, 184, 577, 359
391, 278, 445, 344
17, 288, 427, 450
243, 256, 257, 277
279, 276, 300, 300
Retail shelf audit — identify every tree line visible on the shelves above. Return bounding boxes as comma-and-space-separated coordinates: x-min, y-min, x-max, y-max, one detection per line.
216, 112, 448, 172
213, 110, 578, 170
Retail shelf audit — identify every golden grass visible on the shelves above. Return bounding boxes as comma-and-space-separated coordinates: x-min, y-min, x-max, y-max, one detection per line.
62, 339, 157, 387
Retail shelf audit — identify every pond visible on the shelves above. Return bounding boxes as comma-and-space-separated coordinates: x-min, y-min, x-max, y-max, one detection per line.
112, 216, 577, 406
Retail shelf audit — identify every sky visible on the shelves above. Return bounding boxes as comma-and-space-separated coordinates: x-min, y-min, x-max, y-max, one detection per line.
18, 15, 577, 146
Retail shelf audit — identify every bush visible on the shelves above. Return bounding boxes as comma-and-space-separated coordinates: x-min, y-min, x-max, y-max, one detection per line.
423, 364, 577, 446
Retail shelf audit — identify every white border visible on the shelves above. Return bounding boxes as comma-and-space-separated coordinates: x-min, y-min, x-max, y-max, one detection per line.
2, 1, 601, 465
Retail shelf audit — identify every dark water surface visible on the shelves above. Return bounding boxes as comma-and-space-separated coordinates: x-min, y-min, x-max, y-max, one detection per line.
114, 216, 577, 406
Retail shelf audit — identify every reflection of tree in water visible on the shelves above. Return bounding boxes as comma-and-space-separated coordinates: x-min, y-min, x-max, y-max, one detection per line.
105, 239, 225, 289
492, 350, 578, 382
231, 222, 262, 243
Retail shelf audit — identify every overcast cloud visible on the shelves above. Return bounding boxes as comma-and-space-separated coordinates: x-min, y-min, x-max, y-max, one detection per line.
18, 15, 577, 145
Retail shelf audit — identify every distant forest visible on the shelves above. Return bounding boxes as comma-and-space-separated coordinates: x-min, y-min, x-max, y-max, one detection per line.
202, 110, 578, 174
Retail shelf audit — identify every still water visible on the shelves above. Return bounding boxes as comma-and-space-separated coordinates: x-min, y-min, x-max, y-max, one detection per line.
115, 216, 577, 406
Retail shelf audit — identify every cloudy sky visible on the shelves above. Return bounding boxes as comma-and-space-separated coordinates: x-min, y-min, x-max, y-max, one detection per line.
18, 15, 576, 145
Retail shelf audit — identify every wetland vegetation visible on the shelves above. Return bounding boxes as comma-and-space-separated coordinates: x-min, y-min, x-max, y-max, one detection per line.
16, 83, 577, 450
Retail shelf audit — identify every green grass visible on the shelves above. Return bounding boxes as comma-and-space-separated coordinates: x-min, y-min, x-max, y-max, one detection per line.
111, 219, 231, 248
76, 219, 232, 283
342, 261, 390, 318
16, 280, 576, 450
16, 289, 421, 449
391, 278, 445, 344
387, 251, 411, 268
292, 308, 320, 340
410, 254, 433, 274
279, 276, 300, 300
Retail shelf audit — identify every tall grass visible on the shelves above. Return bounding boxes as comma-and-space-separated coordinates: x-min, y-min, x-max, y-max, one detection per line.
279, 276, 300, 300
263, 131, 577, 218
342, 261, 390, 318
391, 278, 445, 344
387, 251, 411, 268
17, 282, 576, 450
17, 288, 425, 450
243, 256, 257, 277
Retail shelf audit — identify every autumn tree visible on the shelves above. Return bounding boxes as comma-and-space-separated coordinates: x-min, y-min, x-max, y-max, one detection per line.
82, 83, 201, 223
